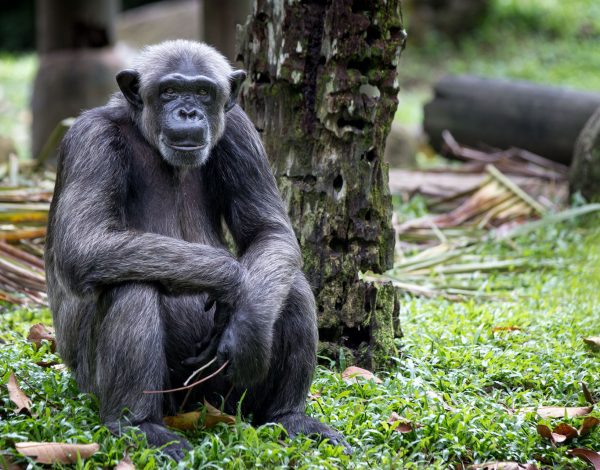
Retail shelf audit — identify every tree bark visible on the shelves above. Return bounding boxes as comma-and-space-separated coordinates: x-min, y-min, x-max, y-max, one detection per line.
570, 107, 600, 202
238, 0, 405, 367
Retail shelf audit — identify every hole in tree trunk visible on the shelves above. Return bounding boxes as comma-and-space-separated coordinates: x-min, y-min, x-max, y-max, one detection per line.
333, 174, 344, 191
366, 25, 381, 45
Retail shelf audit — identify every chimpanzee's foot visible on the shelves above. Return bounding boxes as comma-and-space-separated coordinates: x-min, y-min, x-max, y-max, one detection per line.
138, 422, 191, 460
274, 413, 352, 453
108, 421, 191, 461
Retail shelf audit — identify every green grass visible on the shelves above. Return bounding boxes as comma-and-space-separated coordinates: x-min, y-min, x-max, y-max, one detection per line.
1, 218, 599, 469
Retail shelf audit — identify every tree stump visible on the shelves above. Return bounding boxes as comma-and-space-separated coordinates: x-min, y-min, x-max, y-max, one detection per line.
570, 107, 600, 202
238, 0, 405, 367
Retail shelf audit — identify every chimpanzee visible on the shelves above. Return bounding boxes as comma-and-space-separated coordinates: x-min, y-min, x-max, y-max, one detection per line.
45, 40, 346, 460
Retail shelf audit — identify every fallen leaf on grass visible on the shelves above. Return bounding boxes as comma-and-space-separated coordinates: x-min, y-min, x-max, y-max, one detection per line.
537, 417, 600, 445
308, 391, 321, 399
583, 337, 600, 351
568, 448, 600, 469
536, 406, 593, 419
517, 406, 593, 418
387, 412, 421, 433
203, 400, 236, 428
164, 400, 236, 431
341, 366, 382, 384
492, 326, 522, 332
163, 411, 201, 431
6, 373, 31, 415
468, 462, 538, 470
15, 442, 99, 464
114, 454, 135, 469
582, 382, 596, 405
35, 360, 60, 368
27, 324, 55, 352
579, 416, 600, 436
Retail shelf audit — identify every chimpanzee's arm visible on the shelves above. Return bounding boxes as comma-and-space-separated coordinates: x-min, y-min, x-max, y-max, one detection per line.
208, 107, 302, 382
48, 111, 243, 302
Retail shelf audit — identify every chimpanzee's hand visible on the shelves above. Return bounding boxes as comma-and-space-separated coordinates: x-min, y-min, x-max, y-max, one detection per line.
182, 300, 272, 386
215, 302, 272, 386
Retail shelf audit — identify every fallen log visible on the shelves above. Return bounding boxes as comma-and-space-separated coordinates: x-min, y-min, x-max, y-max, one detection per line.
424, 75, 600, 165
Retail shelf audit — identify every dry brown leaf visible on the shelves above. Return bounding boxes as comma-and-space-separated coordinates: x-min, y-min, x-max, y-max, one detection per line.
535, 424, 553, 440
468, 462, 538, 470
163, 411, 201, 431
6, 373, 32, 415
203, 400, 236, 429
341, 366, 382, 384
536, 424, 563, 444
308, 391, 321, 399
387, 412, 420, 433
15, 442, 99, 464
583, 337, 600, 351
582, 382, 596, 405
532, 406, 593, 419
114, 454, 135, 470
492, 326, 522, 332
568, 448, 600, 469
536, 418, 598, 445
552, 423, 579, 441
579, 416, 600, 436
35, 360, 60, 368
27, 324, 56, 352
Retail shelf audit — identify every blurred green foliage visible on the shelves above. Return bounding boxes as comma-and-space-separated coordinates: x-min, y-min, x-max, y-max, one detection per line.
0, 55, 36, 159
400, 0, 600, 91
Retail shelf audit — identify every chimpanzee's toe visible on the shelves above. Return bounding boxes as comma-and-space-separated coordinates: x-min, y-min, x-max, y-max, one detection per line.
273, 413, 352, 453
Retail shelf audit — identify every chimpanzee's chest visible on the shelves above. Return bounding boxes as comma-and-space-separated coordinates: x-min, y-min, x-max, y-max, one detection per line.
123, 152, 222, 245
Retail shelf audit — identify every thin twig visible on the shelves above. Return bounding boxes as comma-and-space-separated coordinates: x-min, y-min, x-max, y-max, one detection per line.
179, 356, 219, 410
143, 360, 229, 395
183, 356, 218, 386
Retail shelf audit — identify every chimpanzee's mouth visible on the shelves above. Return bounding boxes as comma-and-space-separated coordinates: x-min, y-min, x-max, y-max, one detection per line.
162, 139, 208, 152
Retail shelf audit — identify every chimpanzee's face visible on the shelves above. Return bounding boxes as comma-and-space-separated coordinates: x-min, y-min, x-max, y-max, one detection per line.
153, 71, 222, 167
117, 62, 245, 168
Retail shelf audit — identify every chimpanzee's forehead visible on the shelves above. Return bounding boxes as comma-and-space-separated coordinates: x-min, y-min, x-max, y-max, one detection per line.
164, 55, 220, 80
134, 40, 233, 93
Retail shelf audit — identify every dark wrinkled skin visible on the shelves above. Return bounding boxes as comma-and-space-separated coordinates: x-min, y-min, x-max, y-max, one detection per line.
45, 40, 348, 460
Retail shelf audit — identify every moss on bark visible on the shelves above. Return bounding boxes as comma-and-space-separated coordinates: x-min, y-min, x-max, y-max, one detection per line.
238, 0, 405, 368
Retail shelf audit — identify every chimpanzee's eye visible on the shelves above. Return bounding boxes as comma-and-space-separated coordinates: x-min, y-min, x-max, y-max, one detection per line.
162, 88, 175, 99
198, 88, 208, 96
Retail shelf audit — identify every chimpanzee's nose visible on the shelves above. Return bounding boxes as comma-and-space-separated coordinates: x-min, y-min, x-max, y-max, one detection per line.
177, 108, 201, 121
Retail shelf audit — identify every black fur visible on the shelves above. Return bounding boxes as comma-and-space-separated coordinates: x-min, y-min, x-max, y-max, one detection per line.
45, 40, 346, 460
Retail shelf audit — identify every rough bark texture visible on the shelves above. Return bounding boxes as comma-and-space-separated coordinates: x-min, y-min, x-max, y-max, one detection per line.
570, 107, 600, 202
238, 0, 405, 368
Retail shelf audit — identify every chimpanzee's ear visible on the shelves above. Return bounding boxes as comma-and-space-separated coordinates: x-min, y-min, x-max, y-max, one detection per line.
225, 70, 247, 112
116, 69, 143, 109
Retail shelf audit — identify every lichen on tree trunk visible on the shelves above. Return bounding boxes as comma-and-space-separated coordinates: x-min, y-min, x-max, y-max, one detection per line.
570, 107, 600, 202
238, 0, 406, 368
